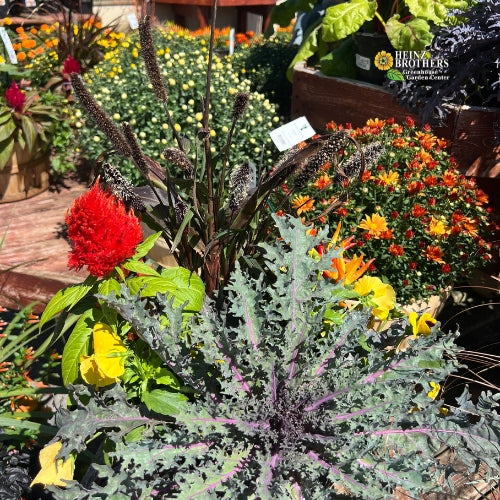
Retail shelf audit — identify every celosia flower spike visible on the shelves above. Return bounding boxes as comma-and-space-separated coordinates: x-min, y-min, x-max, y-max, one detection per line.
229, 162, 252, 212
232, 92, 250, 121
294, 131, 347, 189
138, 15, 168, 103
100, 163, 146, 211
163, 147, 194, 175
66, 183, 143, 277
71, 73, 132, 158
5, 80, 25, 112
334, 141, 385, 183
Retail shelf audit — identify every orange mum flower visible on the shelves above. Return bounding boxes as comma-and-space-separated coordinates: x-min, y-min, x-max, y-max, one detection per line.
392, 138, 408, 148
424, 245, 445, 264
388, 243, 404, 256
313, 174, 332, 190
291, 195, 315, 215
66, 183, 144, 277
442, 170, 457, 187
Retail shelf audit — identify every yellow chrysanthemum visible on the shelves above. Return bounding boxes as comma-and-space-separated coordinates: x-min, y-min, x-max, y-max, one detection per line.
354, 276, 396, 320
378, 170, 399, 186
427, 217, 447, 237
30, 441, 75, 488
292, 195, 315, 215
374, 51, 393, 71
408, 311, 437, 337
358, 213, 388, 238
80, 323, 127, 388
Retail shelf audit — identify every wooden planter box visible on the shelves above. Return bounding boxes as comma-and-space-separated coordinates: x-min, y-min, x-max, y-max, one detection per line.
0, 144, 50, 204
291, 63, 500, 178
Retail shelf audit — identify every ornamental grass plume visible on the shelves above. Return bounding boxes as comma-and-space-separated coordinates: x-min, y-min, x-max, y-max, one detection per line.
66, 182, 143, 277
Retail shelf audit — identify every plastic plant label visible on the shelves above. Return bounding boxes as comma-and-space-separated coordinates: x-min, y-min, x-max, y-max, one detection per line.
0, 28, 18, 64
356, 53, 370, 70
269, 116, 316, 152
128, 13, 139, 30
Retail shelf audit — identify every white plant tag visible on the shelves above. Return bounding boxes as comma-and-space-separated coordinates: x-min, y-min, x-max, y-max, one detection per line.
0, 27, 18, 64
128, 13, 139, 30
355, 53, 370, 70
269, 116, 315, 152
25, 0, 36, 6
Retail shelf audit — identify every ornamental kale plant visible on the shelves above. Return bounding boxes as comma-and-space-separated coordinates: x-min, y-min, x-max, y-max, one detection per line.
385, 0, 500, 125
42, 216, 500, 499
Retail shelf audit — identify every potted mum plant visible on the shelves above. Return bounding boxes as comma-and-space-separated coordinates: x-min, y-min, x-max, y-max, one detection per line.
0, 81, 63, 202
285, 116, 497, 306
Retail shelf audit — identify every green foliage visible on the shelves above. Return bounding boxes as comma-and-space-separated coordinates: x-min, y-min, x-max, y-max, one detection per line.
75, 26, 281, 185
268, 0, 472, 78
47, 216, 500, 498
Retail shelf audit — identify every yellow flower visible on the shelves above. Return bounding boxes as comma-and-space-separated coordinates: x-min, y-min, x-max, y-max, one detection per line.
378, 170, 399, 186
291, 195, 315, 215
30, 441, 75, 488
427, 217, 447, 237
427, 382, 441, 400
358, 213, 388, 238
80, 323, 127, 388
408, 311, 437, 337
354, 276, 396, 320
374, 50, 393, 71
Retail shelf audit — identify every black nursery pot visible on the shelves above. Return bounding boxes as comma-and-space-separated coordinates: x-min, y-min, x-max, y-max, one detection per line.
353, 32, 394, 85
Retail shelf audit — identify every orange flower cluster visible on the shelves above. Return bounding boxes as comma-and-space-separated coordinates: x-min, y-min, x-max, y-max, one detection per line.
285, 117, 497, 302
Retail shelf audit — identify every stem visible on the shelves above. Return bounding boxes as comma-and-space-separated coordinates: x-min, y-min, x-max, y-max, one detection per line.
374, 11, 386, 29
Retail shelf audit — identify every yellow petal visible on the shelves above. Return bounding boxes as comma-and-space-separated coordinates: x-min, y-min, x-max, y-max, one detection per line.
428, 382, 440, 400
80, 354, 119, 388
30, 441, 74, 488
93, 323, 127, 356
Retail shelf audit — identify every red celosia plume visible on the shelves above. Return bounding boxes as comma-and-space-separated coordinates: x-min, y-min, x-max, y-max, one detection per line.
62, 55, 81, 81
66, 183, 143, 277
5, 80, 26, 112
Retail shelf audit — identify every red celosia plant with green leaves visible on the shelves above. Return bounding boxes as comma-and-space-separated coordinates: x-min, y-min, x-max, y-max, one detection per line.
66, 182, 144, 277
287, 116, 497, 303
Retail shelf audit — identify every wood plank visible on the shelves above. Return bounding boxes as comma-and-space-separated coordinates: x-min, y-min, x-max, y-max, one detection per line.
0, 177, 89, 312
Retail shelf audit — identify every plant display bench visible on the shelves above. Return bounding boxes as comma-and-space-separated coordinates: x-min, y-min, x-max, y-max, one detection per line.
155, 0, 276, 32
292, 63, 500, 178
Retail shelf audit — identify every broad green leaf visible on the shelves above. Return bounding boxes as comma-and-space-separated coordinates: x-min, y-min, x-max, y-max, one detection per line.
0, 118, 15, 143
122, 260, 161, 277
61, 309, 97, 385
39, 275, 97, 329
386, 16, 433, 50
0, 137, 15, 170
405, 0, 451, 25
98, 278, 121, 296
133, 231, 162, 260
286, 25, 320, 81
127, 267, 204, 312
266, 0, 316, 33
141, 388, 188, 415
320, 37, 356, 77
20, 114, 38, 153
322, 0, 377, 42
155, 367, 180, 388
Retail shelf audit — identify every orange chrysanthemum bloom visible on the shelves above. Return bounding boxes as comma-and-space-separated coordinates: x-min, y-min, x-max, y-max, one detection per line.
411, 204, 427, 218
366, 118, 385, 130
424, 245, 445, 264
66, 183, 144, 277
291, 195, 315, 215
16, 52, 26, 61
313, 174, 332, 190
427, 217, 447, 237
416, 149, 433, 165
388, 243, 404, 256
358, 213, 388, 238
441, 170, 457, 187
392, 138, 408, 148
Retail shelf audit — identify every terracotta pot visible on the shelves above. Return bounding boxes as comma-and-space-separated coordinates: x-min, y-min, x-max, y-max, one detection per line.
0, 144, 51, 203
